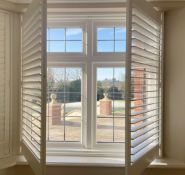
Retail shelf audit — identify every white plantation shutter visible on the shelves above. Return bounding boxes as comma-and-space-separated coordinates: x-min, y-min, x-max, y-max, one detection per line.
0, 11, 15, 169
21, 0, 47, 175
125, 0, 163, 175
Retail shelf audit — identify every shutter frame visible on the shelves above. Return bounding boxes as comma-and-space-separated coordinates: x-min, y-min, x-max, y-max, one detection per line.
21, 0, 47, 175
125, 0, 163, 175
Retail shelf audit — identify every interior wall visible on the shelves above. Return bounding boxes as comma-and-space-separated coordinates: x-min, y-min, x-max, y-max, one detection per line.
164, 7, 185, 161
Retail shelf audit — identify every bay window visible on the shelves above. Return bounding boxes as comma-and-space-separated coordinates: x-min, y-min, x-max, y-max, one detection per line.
0, 0, 163, 175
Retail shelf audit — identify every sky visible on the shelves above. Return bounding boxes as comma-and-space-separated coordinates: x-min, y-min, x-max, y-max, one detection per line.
47, 27, 126, 53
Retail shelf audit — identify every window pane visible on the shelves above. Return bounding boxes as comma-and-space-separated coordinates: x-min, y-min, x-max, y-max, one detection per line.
47, 67, 82, 143
48, 28, 65, 40
114, 119, 125, 142
97, 28, 114, 40
115, 28, 126, 40
97, 41, 114, 52
65, 116, 81, 142
66, 41, 83, 52
96, 27, 126, 53
97, 118, 113, 143
96, 67, 125, 143
48, 41, 65, 52
66, 28, 83, 40
115, 41, 126, 52
47, 94, 65, 141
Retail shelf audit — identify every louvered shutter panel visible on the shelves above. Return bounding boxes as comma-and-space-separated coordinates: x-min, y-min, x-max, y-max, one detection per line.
125, 0, 163, 175
21, 0, 47, 175
0, 11, 15, 169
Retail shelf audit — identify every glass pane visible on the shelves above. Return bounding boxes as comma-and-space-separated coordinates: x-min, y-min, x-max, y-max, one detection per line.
115, 41, 126, 52
66, 28, 83, 41
65, 117, 81, 142
48, 41, 65, 52
97, 28, 114, 40
97, 41, 114, 52
66, 41, 83, 53
47, 95, 65, 142
115, 28, 126, 40
65, 67, 82, 92
47, 41, 50, 52
47, 68, 65, 92
113, 93, 125, 117
114, 119, 125, 142
96, 118, 113, 143
96, 67, 125, 143
47, 29, 50, 40
113, 68, 125, 117
65, 97, 82, 117
48, 28, 65, 41
47, 67, 82, 143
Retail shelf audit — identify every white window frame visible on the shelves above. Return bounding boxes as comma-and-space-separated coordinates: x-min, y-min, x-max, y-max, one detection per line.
46, 63, 86, 151
46, 16, 127, 157
93, 20, 126, 58
92, 63, 125, 152
47, 21, 87, 59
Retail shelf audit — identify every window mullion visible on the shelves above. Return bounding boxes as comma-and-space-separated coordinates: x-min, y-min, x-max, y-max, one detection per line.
85, 62, 93, 149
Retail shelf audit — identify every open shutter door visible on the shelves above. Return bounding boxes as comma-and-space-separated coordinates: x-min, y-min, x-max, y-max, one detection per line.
125, 0, 162, 175
21, 0, 47, 175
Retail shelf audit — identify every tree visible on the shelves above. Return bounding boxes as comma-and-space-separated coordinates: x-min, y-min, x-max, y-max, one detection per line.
97, 81, 104, 101
108, 85, 121, 100
47, 68, 55, 91
69, 79, 81, 102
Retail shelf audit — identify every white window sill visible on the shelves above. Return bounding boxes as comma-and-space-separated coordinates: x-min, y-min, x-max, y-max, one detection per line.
16, 155, 125, 167
16, 155, 185, 168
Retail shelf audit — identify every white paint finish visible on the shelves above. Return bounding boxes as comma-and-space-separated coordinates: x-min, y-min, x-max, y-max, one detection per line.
164, 7, 185, 161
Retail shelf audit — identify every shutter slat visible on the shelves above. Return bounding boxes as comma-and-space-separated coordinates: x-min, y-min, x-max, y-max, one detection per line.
131, 113, 159, 124
131, 124, 159, 140
131, 119, 159, 132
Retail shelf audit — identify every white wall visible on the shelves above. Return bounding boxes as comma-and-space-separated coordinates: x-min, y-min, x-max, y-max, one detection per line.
164, 7, 185, 161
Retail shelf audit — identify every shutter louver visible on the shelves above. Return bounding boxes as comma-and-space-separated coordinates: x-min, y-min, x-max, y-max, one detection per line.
125, 0, 163, 175
21, 0, 47, 175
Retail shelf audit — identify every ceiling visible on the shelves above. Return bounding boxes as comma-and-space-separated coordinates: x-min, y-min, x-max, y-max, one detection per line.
5, 0, 185, 11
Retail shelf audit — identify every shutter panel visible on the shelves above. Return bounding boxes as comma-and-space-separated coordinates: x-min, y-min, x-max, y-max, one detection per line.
125, 0, 163, 175
0, 11, 16, 169
21, 0, 47, 175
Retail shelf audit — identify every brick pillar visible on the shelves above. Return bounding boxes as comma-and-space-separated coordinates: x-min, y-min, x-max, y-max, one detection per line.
48, 93, 62, 125
100, 93, 112, 116
133, 69, 144, 122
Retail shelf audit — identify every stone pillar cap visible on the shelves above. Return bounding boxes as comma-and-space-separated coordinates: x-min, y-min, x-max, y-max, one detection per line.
100, 92, 111, 101
50, 93, 57, 104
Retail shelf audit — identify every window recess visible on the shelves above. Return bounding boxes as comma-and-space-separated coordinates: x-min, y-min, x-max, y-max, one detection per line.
0, 1, 163, 175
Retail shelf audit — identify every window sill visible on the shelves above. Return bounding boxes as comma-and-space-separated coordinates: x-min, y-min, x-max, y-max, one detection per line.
16, 155, 185, 168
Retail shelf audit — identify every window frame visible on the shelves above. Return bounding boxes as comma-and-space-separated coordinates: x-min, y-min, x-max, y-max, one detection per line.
46, 62, 86, 150
46, 17, 127, 157
92, 62, 125, 151
47, 21, 87, 57
93, 20, 126, 57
